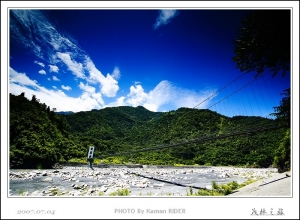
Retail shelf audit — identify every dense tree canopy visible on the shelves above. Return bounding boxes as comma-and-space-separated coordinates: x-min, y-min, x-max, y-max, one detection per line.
232, 10, 290, 77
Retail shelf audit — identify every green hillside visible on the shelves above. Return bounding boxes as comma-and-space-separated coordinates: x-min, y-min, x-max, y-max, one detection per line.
9, 93, 289, 169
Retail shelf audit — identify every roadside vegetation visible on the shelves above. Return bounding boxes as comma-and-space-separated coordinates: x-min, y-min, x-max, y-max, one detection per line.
187, 179, 257, 196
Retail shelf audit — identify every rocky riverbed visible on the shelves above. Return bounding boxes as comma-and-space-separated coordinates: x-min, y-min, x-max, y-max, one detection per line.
9, 165, 279, 197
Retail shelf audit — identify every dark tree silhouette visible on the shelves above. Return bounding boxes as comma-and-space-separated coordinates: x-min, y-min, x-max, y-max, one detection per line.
232, 10, 290, 77
271, 88, 290, 126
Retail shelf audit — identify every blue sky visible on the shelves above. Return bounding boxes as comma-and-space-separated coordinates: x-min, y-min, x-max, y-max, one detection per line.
9, 9, 291, 117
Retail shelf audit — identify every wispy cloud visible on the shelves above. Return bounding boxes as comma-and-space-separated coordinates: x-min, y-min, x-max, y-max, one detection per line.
34, 61, 45, 67
56, 52, 85, 78
62, 85, 71, 91
153, 10, 179, 29
38, 70, 46, 75
9, 10, 216, 113
111, 66, 121, 80
10, 68, 40, 88
49, 65, 59, 73
10, 10, 120, 99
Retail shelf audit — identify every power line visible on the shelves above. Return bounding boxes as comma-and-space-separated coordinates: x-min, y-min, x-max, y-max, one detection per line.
93, 71, 287, 159
95, 121, 286, 159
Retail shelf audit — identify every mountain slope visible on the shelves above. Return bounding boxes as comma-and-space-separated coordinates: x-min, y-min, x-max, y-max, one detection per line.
9, 92, 288, 168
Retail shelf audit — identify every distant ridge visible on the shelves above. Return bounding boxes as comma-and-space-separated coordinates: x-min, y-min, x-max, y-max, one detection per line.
55, 111, 74, 115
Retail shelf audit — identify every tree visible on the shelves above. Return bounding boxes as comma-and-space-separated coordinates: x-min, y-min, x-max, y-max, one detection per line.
273, 129, 290, 173
271, 88, 290, 126
270, 88, 290, 172
31, 94, 37, 102
232, 10, 290, 77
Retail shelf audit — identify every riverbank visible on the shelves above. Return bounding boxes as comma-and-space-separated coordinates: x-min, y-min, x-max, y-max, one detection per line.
9, 165, 284, 197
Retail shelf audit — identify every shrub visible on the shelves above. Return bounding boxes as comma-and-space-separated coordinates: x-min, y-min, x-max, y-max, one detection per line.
212, 181, 219, 190
187, 180, 256, 196
109, 188, 130, 196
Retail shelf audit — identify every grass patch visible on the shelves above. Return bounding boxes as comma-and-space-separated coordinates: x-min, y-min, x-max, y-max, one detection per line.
146, 191, 153, 196
109, 188, 131, 196
174, 163, 185, 166
18, 189, 25, 195
50, 188, 62, 196
187, 180, 257, 196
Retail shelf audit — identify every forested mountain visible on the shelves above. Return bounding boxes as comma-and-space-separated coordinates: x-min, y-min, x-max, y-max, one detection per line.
9, 93, 289, 169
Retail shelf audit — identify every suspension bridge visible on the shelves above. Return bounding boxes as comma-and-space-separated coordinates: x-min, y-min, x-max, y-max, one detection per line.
89, 70, 290, 161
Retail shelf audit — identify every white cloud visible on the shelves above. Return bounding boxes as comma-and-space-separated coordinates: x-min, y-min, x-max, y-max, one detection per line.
91, 93, 104, 105
49, 65, 59, 73
124, 81, 173, 112
109, 80, 217, 112
34, 60, 45, 67
9, 67, 104, 112
56, 52, 85, 78
77, 82, 104, 107
10, 67, 40, 88
62, 85, 71, 91
52, 76, 60, 81
143, 81, 174, 111
79, 82, 95, 94
86, 58, 119, 97
38, 69, 46, 75
10, 67, 217, 113
154, 10, 179, 29
126, 84, 148, 107
103, 96, 127, 109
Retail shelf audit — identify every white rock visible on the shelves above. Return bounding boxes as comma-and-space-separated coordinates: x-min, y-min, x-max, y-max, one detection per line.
99, 186, 108, 192
206, 185, 212, 190
44, 177, 53, 182
153, 183, 165, 188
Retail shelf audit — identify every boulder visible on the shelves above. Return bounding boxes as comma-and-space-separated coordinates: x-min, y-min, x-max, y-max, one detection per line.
44, 177, 53, 182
